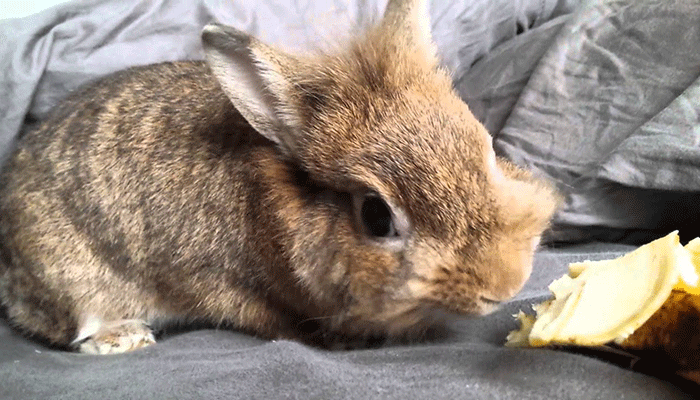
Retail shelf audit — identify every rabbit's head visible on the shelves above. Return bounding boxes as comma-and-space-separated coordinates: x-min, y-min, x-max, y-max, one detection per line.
203, 0, 559, 338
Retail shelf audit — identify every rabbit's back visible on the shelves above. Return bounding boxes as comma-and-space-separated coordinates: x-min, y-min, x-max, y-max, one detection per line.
0, 61, 298, 346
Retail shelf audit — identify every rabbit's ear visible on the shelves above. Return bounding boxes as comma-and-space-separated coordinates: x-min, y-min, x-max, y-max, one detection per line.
379, 0, 437, 65
202, 24, 300, 156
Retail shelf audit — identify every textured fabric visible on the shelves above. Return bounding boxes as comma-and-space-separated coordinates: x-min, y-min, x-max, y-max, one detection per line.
2, 243, 697, 399
464, 0, 700, 243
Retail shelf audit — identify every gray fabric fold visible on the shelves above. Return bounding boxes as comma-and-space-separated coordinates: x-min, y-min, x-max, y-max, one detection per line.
487, 0, 700, 242
2, 243, 695, 399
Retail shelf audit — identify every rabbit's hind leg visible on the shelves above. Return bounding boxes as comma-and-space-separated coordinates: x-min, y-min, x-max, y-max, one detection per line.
0, 266, 82, 349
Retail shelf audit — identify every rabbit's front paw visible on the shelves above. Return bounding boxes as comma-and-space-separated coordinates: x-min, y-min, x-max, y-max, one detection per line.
78, 319, 155, 354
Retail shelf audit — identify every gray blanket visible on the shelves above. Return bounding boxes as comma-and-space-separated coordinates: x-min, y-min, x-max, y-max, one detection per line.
2, 243, 696, 399
457, 0, 700, 243
1, 0, 699, 398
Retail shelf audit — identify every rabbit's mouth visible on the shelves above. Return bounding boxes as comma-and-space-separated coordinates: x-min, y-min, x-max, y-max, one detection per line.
479, 296, 502, 307
479, 296, 502, 305
476, 296, 503, 315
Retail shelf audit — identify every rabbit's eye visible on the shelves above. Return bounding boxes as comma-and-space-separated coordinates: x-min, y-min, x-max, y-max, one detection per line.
360, 195, 397, 238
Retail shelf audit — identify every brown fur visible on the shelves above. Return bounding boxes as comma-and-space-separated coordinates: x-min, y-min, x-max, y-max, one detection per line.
0, 0, 559, 352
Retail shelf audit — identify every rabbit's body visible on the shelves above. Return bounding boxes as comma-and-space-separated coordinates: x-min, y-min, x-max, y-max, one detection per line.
0, 61, 318, 349
0, 0, 559, 354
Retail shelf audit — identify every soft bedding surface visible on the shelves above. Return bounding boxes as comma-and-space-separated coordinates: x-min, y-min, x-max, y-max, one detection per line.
457, 0, 700, 244
2, 243, 697, 399
1, 0, 699, 398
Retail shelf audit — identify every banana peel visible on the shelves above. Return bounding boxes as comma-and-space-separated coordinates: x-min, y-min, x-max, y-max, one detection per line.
506, 231, 700, 383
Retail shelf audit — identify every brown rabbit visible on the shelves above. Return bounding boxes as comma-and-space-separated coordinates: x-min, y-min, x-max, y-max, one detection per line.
0, 0, 558, 354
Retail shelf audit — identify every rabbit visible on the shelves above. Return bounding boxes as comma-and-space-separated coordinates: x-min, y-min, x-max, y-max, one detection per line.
0, 0, 559, 355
